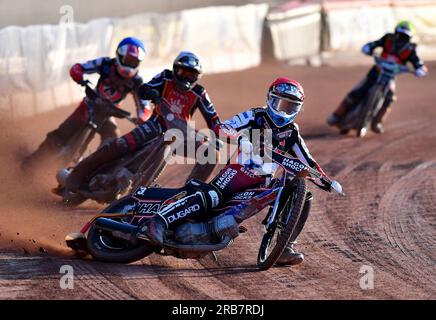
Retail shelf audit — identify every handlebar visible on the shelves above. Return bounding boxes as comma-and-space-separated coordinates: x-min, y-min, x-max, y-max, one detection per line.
80, 80, 135, 124
373, 55, 413, 74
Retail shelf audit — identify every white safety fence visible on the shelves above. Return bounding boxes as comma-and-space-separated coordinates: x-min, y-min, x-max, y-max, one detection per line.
267, 3, 322, 62
0, 4, 268, 120
0, 19, 113, 118
267, 0, 436, 63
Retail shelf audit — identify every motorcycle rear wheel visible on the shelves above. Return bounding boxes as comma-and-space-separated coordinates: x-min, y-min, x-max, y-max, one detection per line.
86, 196, 155, 263
86, 224, 155, 263
257, 177, 307, 271
356, 87, 382, 138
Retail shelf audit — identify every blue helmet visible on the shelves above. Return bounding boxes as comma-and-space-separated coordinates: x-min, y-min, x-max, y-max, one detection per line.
266, 77, 305, 127
115, 37, 146, 78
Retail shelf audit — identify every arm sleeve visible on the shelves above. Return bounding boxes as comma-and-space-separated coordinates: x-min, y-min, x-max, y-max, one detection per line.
195, 89, 220, 132
366, 34, 387, 52
80, 57, 108, 74
221, 110, 255, 131
408, 44, 425, 69
132, 78, 153, 123
138, 71, 166, 99
70, 57, 108, 83
290, 130, 331, 179
291, 134, 317, 169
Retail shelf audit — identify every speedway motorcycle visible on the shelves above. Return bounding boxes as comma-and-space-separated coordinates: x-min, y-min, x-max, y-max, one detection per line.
65, 146, 344, 271
22, 81, 136, 171
54, 97, 212, 206
336, 55, 413, 137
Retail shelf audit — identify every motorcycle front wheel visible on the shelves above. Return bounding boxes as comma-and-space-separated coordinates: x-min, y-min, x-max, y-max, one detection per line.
257, 177, 307, 270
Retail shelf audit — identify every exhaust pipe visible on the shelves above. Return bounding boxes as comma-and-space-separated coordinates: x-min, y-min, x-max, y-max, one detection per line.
94, 218, 139, 243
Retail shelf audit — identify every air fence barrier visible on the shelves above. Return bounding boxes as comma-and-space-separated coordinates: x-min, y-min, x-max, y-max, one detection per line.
0, 4, 268, 119
267, 0, 436, 63
1, 1, 436, 119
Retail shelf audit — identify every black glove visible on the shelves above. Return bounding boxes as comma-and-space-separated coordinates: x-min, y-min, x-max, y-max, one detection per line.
144, 88, 161, 105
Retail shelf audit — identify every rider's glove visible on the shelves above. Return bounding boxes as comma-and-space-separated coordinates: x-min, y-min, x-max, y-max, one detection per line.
361, 44, 372, 56
415, 66, 427, 78
239, 136, 253, 154
70, 63, 84, 84
146, 89, 162, 105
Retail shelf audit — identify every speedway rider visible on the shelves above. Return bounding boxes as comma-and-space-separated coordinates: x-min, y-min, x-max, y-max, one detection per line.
22, 37, 149, 170
65, 51, 221, 192
327, 21, 428, 133
139, 77, 341, 266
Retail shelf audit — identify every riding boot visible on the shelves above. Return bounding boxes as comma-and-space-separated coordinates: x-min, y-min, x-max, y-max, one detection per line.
275, 242, 305, 266
65, 138, 129, 192
276, 192, 312, 266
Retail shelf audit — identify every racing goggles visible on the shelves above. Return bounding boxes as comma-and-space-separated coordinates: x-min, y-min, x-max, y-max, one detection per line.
269, 93, 303, 116
119, 53, 141, 68
176, 67, 200, 83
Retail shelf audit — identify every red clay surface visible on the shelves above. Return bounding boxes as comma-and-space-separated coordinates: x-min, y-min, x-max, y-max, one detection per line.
0, 60, 435, 299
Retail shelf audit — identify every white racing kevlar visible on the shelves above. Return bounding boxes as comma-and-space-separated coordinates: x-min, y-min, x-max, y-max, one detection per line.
0, 4, 268, 120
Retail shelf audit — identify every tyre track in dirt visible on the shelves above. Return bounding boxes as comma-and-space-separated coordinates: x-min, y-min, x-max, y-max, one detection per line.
0, 61, 435, 299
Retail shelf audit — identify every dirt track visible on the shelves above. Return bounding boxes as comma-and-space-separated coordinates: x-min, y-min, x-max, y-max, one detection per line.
0, 61, 435, 299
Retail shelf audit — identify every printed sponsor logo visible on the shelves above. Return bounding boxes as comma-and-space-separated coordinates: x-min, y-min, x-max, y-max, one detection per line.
167, 204, 201, 223
215, 168, 238, 190
137, 203, 164, 214
282, 158, 306, 172
240, 166, 257, 178
231, 191, 256, 201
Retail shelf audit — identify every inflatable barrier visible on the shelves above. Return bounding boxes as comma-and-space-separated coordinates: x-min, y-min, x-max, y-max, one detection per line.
0, 4, 268, 119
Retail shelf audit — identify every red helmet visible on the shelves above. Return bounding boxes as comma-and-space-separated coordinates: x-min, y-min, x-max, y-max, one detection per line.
266, 77, 304, 127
